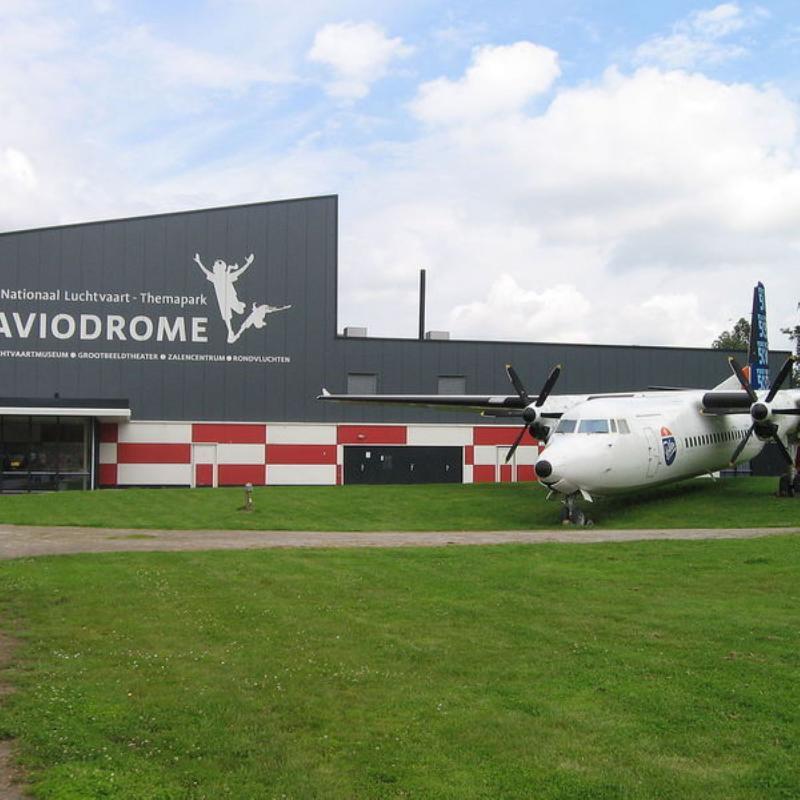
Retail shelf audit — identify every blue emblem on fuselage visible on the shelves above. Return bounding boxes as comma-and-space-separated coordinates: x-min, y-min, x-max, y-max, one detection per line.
660, 426, 677, 466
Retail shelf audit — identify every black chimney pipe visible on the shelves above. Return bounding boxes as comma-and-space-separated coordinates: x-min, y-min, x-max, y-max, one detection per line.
418, 268, 426, 341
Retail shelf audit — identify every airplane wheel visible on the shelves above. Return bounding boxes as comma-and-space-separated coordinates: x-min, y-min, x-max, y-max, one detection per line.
571, 508, 586, 526
559, 507, 570, 524
778, 475, 791, 497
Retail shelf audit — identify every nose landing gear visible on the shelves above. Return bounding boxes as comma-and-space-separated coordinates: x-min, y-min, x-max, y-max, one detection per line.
560, 492, 594, 527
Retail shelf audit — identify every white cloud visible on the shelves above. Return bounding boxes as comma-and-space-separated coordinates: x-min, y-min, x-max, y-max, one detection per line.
410, 42, 560, 125
449, 277, 592, 343
106, 25, 290, 90
308, 21, 412, 100
1, 148, 37, 190
634, 3, 755, 69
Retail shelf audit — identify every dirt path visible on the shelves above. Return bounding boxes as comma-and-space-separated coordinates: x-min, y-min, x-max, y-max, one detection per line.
1, 524, 798, 560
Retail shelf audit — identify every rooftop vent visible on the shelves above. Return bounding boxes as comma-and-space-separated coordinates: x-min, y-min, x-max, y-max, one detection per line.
343, 326, 368, 338
425, 330, 450, 340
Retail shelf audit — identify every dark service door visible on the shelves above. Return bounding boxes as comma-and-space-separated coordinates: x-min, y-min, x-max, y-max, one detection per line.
344, 446, 462, 485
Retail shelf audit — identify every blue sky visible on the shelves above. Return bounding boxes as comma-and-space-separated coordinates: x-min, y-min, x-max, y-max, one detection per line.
2, 1, 800, 351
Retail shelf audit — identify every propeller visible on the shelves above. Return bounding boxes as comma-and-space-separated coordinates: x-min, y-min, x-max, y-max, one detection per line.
504, 364, 562, 463
728, 355, 798, 466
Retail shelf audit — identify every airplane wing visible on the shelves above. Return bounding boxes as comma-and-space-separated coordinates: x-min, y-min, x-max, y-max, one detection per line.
318, 388, 568, 417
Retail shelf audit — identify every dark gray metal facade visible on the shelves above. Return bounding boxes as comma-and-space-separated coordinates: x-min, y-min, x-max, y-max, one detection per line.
0, 195, 788, 424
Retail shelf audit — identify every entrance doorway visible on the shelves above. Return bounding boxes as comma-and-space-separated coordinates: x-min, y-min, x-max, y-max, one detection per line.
344, 446, 463, 484
0, 415, 91, 492
192, 444, 218, 487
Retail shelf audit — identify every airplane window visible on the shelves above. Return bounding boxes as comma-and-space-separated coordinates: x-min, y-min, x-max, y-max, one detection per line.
578, 419, 610, 434
555, 419, 577, 433
617, 419, 630, 434
610, 419, 617, 433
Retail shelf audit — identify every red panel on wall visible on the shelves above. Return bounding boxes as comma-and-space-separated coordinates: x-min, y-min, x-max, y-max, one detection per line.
337, 425, 407, 444
192, 423, 266, 444
218, 464, 265, 486
266, 445, 337, 464
195, 464, 213, 487
473, 427, 538, 446
98, 463, 117, 486
117, 443, 191, 464
517, 465, 537, 482
464, 445, 474, 465
473, 465, 496, 483
499, 464, 512, 483
99, 423, 118, 443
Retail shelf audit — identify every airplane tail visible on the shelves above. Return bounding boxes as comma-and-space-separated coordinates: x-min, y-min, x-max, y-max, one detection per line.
711, 282, 768, 391
747, 281, 769, 390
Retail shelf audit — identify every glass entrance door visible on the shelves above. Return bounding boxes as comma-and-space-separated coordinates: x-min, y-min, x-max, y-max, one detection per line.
0, 415, 92, 492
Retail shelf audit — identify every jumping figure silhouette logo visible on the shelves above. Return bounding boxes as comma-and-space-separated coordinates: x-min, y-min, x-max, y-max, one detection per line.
193, 253, 291, 343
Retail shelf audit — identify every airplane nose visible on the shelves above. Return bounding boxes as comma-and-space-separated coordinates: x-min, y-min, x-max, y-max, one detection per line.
535, 459, 553, 479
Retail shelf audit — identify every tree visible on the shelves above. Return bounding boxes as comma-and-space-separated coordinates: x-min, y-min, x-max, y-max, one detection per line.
780, 302, 800, 387
712, 317, 750, 350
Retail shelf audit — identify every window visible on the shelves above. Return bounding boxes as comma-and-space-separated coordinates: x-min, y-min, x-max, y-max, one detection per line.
347, 373, 377, 394
555, 419, 577, 434
617, 419, 631, 434
438, 376, 466, 395
578, 419, 609, 434
609, 419, 617, 433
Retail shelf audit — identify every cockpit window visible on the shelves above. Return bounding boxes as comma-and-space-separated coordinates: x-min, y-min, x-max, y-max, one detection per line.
617, 419, 630, 434
555, 419, 577, 434
578, 419, 610, 434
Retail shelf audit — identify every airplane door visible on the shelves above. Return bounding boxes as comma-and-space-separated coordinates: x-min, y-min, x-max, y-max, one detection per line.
643, 427, 659, 479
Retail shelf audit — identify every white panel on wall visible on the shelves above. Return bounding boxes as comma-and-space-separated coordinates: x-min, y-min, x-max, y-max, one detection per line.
406, 426, 472, 446
98, 443, 117, 464
514, 446, 540, 466
217, 443, 265, 465
463, 465, 473, 484
267, 465, 337, 485
117, 422, 192, 443
473, 445, 499, 465
267, 425, 337, 444
117, 464, 192, 485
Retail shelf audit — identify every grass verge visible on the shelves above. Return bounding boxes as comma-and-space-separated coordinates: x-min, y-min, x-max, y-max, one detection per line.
0, 477, 797, 531
0, 538, 799, 798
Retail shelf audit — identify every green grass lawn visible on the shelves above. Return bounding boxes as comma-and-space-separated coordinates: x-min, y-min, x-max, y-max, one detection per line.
0, 477, 798, 531
1, 537, 799, 799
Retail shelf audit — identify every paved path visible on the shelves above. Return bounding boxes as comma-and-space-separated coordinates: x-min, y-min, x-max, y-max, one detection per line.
1, 524, 798, 559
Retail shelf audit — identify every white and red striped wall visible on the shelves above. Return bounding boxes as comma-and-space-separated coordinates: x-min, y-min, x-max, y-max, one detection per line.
98, 421, 544, 487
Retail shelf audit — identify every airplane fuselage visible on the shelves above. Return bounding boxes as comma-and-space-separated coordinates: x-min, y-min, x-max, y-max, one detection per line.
536, 391, 777, 497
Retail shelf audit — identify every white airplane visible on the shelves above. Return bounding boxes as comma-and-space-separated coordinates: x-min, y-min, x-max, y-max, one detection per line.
319, 284, 800, 524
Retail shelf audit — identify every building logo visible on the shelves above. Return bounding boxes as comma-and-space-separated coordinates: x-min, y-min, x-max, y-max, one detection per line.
193, 252, 291, 344
660, 426, 677, 466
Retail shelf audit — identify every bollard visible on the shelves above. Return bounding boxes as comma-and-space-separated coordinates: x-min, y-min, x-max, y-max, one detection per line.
242, 482, 254, 512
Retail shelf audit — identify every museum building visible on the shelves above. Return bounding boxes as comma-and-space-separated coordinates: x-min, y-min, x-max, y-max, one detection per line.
0, 195, 789, 492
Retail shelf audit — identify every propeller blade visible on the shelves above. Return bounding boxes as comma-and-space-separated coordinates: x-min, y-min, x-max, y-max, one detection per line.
765, 355, 797, 403
728, 357, 757, 403
773, 408, 800, 415
505, 364, 529, 404
772, 434, 795, 466
534, 364, 562, 407
505, 425, 528, 463
730, 424, 755, 465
